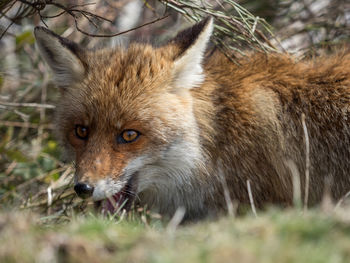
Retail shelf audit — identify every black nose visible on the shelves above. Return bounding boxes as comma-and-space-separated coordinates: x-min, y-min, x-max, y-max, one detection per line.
74, 182, 94, 199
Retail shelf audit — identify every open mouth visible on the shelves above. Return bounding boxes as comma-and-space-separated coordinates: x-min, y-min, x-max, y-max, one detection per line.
94, 176, 137, 215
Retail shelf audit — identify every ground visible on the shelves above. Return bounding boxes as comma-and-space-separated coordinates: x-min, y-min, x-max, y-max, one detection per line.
1, 207, 350, 263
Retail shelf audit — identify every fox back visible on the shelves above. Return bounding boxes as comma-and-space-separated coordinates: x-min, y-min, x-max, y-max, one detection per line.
34, 18, 350, 220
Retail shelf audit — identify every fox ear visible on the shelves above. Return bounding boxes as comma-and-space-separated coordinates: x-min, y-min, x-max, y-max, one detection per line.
168, 17, 213, 91
34, 27, 85, 87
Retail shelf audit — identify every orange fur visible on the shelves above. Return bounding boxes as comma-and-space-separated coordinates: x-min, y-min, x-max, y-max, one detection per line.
35, 18, 350, 220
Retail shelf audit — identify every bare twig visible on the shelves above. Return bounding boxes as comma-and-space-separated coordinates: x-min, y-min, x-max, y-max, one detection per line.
2, 0, 169, 39
0, 101, 55, 109
0, 106, 30, 121
0, 20, 14, 39
1, 166, 69, 202
21, 190, 76, 209
71, 14, 170, 37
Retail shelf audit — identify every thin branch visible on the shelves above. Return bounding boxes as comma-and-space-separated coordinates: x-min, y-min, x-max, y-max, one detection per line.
0, 20, 14, 39
13, 0, 169, 37
38, 10, 48, 28
46, 1, 112, 23
81, 12, 98, 29
69, 2, 97, 9
39, 9, 65, 19
72, 14, 170, 38
0, 101, 55, 109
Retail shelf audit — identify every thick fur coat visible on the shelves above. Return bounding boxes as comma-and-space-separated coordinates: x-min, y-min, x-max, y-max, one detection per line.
34, 18, 350, 220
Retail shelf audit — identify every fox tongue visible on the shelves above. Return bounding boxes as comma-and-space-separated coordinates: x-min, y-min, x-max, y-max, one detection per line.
99, 177, 136, 214
102, 192, 124, 213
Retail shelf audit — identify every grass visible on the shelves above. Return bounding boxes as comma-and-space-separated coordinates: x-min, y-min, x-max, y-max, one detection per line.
1, 208, 350, 263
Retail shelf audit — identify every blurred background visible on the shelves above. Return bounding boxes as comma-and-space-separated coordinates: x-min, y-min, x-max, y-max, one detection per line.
0, 0, 349, 219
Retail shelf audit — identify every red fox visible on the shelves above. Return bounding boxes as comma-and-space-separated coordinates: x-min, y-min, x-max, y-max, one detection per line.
34, 17, 350, 220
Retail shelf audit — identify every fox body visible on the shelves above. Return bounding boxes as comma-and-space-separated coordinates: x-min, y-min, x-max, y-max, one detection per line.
34, 18, 350, 220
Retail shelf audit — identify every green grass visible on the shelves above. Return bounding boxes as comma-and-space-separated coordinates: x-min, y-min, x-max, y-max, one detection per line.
1, 208, 350, 263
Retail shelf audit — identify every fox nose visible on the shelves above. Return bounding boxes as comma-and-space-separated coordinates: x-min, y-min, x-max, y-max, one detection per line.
74, 182, 94, 199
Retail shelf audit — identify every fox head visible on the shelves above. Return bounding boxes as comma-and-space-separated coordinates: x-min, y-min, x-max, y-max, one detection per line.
34, 18, 214, 215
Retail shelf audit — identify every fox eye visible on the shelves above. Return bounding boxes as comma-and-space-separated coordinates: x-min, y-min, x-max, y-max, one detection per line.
118, 130, 140, 144
75, 125, 88, 140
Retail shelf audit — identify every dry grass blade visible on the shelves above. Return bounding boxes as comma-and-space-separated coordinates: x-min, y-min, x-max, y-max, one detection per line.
335, 191, 350, 210
301, 113, 310, 212
218, 166, 235, 217
285, 160, 302, 209
247, 179, 257, 217
160, 0, 278, 62
166, 206, 186, 235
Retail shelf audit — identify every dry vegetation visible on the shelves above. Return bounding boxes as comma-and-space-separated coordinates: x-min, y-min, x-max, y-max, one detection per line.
0, 0, 350, 262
